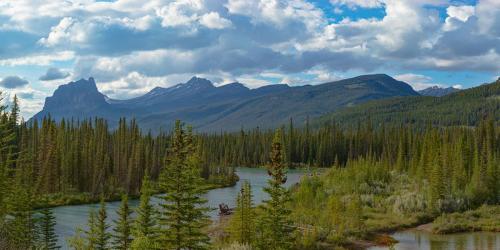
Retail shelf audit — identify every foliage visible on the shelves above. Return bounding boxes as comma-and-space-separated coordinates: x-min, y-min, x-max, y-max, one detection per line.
255, 129, 295, 250
289, 118, 499, 247
158, 121, 211, 250
112, 195, 132, 250
228, 180, 255, 244
38, 206, 60, 249
432, 205, 500, 234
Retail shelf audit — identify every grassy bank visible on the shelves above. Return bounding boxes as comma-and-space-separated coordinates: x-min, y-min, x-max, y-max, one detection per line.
431, 205, 500, 234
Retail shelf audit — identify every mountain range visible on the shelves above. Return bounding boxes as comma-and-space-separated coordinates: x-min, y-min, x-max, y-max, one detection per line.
31, 74, 419, 132
418, 86, 460, 97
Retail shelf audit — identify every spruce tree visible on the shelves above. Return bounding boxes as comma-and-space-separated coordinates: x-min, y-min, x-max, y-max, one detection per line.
38, 206, 60, 249
131, 174, 158, 249
158, 121, 210, 250
94, 198, 111, 250
6, 181, 36, 248
85, 209, 98, 249
113, 195, 132, 250
133, 174, 157, 239
229, 180, 255, 245
256, 129, 294, 250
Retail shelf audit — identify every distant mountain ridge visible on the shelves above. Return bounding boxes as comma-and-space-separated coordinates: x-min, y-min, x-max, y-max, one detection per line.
418, 86, 460, 97
31, 74, 419, 132
320, 79, 500, 127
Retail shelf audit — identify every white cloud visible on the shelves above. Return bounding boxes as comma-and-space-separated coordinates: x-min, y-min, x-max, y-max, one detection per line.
0, 0, 498, 110
199, 12, 232, 29
0, 51, 75, 66
226, 0, 325, 31
330, 0, 383, 9
38, 17, 77, 47
447, 5, 475, 22
444, 5, 475, 31
394, 73, 442, 90
156, 0, 204, 28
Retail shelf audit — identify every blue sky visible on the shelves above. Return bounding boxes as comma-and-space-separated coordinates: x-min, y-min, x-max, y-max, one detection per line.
0, 0, 498, 118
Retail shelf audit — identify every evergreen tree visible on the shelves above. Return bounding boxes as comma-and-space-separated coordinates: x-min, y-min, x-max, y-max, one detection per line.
113, 194, 132, 250
228, 180, 255, 245
131, 174, 159, 250
158, 121, 210, 250
6, 178, 36, 248
95, 198, 111, 250
38, 206, 60, 249
256, 129, 294, 250
85, 209, 98, 249
132, 174, 157, 240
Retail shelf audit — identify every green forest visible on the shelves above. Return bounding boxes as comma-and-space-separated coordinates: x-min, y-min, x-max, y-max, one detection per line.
320, 78, 500, 127
0, 92, 499, 249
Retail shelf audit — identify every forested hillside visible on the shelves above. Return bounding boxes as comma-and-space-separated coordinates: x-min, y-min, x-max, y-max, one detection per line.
319, 78, 500, 127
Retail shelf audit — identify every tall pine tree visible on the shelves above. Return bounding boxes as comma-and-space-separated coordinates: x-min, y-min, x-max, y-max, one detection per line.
38, 205, 59, 249
158, 121, 210, 250
256, 129, 294, 250
112, 194, 132, 250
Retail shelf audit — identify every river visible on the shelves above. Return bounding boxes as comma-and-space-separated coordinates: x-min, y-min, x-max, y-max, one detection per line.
52, 167, 308, 249
368, 230, 500, 250
52, 167, 500, 250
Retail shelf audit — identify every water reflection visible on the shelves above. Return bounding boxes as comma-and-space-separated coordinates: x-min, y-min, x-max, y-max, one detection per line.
369, 230, 500, 250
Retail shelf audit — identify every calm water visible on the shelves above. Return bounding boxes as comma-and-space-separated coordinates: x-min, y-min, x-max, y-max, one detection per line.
369, 230, 500, 250
52, 167, 308, 249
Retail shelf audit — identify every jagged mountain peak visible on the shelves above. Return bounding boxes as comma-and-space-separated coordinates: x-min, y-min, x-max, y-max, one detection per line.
185, 76, 214, 88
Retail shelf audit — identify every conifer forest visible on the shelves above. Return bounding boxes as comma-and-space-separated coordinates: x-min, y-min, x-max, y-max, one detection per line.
0, 92, 498, 250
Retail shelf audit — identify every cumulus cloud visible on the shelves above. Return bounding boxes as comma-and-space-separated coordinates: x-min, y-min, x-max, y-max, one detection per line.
39, 67, 70, 81
0, 0, 498, 116
0, 76, 29, 89
199, 12, 232, 29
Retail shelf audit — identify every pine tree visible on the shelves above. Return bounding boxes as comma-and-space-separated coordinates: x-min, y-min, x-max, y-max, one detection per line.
94, 198, 111, 250
229, 180, 255, 245
38, 206, 60, 249
85, 209, 98, 249
133, 174, 157, 239
158, 121, 210, 250
113, 194, 132, 250
6, 179, 36, 248
256, 129, 294, 250
131, 174, 158, 249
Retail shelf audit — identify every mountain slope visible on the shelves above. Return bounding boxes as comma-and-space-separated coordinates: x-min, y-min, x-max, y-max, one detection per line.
319, 79, 500, 127
32, 74, 419, 132
418, 86, 460, 97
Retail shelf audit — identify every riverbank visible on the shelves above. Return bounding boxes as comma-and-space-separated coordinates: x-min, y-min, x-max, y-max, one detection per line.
426, 205, 500, 234
355, 205, 500, 249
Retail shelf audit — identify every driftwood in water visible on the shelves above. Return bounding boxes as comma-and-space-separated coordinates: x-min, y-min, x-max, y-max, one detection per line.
218, 203, 233, 216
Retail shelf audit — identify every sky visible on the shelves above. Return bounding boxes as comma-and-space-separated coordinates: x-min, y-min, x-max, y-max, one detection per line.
0, 0, 499, 119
